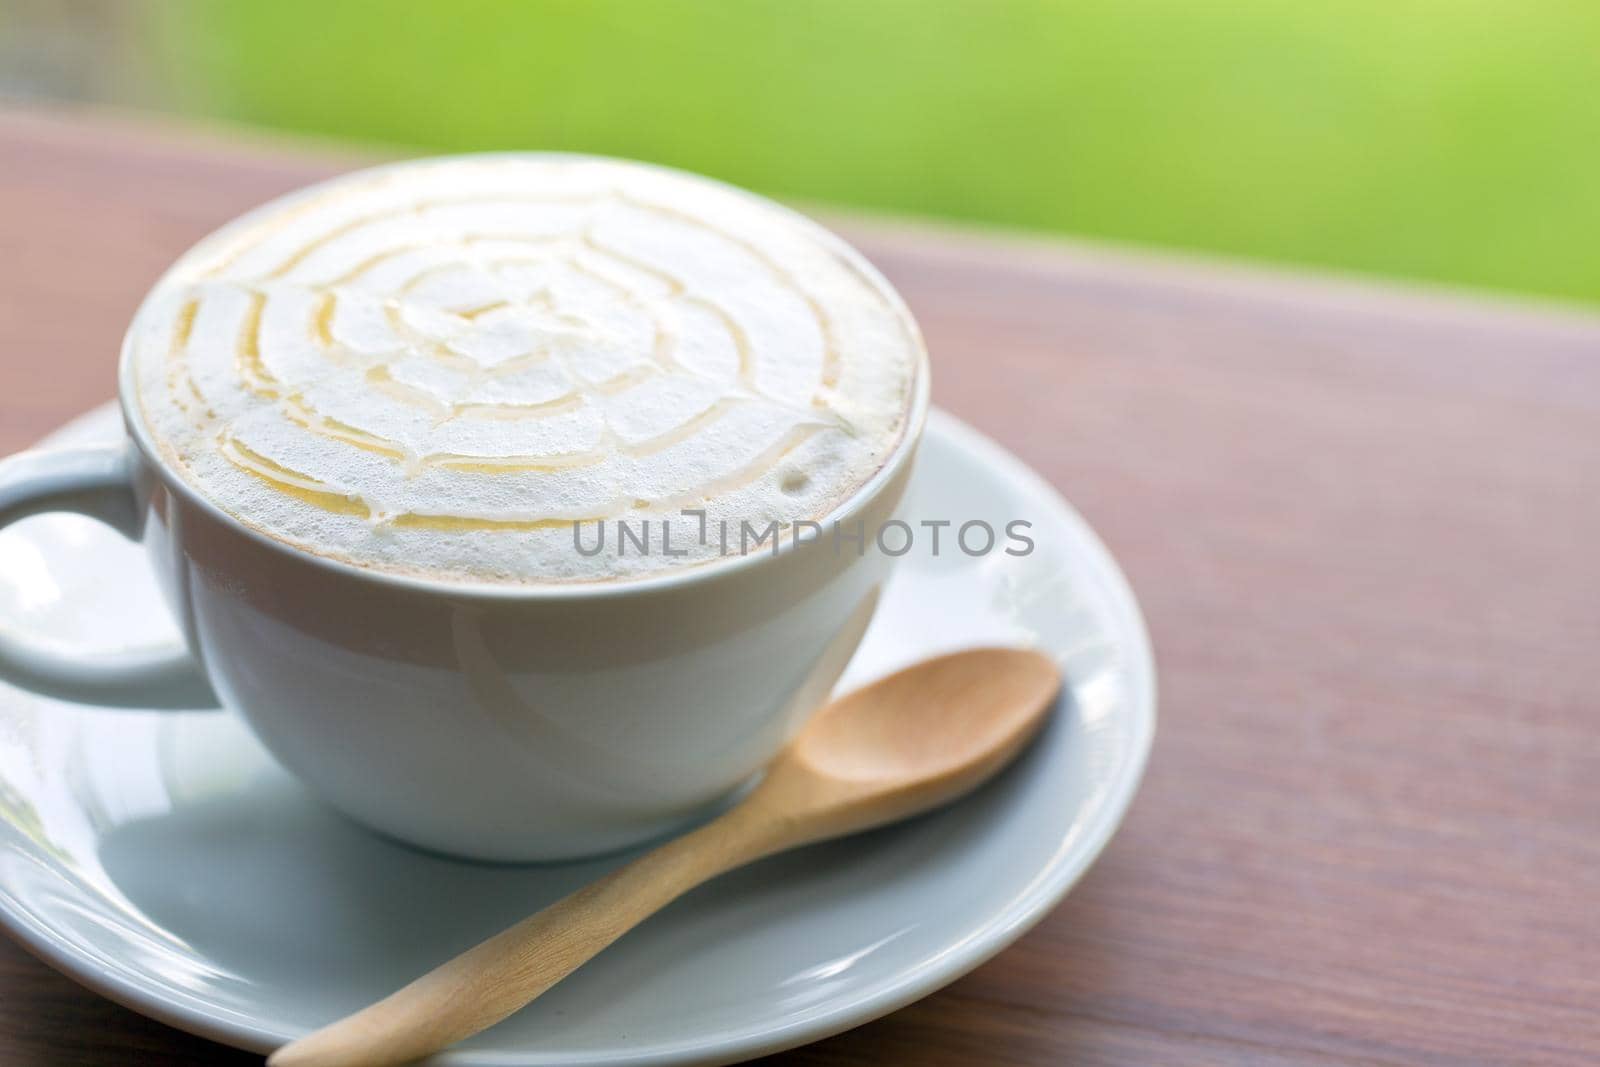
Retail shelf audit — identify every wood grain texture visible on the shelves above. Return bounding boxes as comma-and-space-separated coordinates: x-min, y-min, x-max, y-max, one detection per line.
1, 107, 1598, 1066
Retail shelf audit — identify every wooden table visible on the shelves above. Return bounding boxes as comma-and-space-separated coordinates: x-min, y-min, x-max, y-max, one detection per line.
1, 109, 1597, 1066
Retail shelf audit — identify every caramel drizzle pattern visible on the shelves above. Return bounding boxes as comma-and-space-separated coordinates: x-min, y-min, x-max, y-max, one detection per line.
202, 191, 838, 394
613, 193, 842, 399
219, 431, 591, 529
166, 297, 212, 421
218, 419, 825, 530
169, 190, 891, 531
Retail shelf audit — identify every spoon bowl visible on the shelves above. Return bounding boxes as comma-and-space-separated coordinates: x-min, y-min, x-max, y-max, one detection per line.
272, 647, 1061, 1067
773, 647, 1062, 837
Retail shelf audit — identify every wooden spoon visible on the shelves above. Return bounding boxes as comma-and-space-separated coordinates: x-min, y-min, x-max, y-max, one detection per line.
269, 647, 1061, 1067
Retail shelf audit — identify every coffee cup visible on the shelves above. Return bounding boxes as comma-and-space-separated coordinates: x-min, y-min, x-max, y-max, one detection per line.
0, 156, 929, 861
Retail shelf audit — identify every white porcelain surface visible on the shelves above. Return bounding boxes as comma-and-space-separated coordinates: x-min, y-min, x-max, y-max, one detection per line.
0, 364, 925, 861
0, 403, 1154, 1065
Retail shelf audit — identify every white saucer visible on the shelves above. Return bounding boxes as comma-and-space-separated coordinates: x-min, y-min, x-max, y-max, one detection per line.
0, 403, 1154, 1065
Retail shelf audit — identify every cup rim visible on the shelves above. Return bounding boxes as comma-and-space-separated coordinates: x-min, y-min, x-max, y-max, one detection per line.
115, 151, 931, 602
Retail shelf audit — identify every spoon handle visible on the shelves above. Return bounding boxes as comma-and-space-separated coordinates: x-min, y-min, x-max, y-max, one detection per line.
268, 796, 785, 1067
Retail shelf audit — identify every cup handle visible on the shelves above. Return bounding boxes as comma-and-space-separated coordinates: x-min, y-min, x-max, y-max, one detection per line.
0, 444, 211, 706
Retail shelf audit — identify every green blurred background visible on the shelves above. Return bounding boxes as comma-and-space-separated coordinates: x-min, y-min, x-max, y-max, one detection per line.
10, 1, 1600, 303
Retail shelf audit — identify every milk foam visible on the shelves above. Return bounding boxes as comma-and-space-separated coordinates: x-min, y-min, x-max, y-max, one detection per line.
131, 156, 923, 582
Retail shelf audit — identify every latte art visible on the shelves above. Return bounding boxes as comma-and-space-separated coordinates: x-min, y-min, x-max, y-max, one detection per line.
130, 157, 922, 582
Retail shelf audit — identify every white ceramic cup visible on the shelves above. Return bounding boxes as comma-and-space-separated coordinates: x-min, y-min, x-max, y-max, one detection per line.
0, 180, 929, 862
